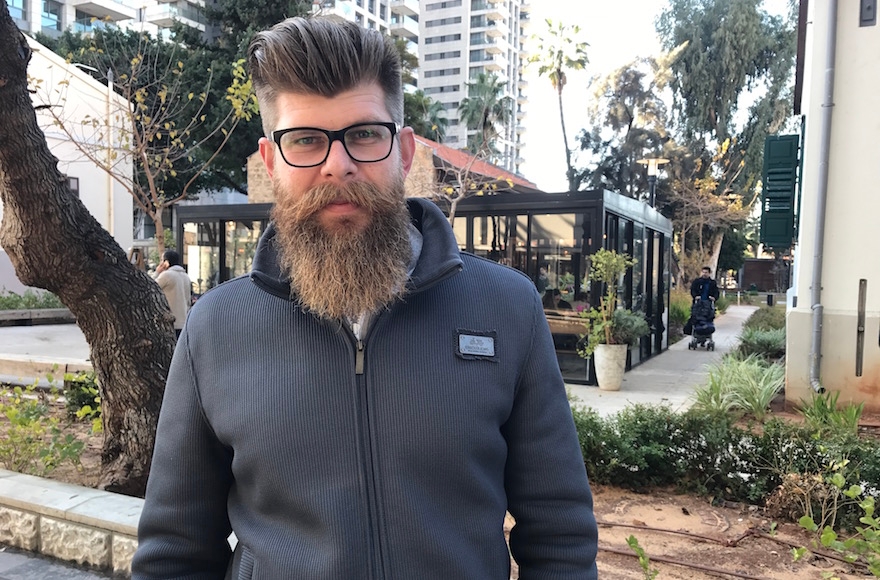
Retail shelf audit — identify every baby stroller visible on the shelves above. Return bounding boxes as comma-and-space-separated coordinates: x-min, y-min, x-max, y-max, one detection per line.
687, 299, 716, 351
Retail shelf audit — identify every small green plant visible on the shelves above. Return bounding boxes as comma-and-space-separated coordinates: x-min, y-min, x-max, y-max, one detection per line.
668, 290, 692, 326
0, 289, 64, 310
578, 249, 649, 357
63, 371, 102, 434
692, 355, 783, 420
738, 327, 786, 359
715, 294, 731, 314
799, 391, 864, 437
797, 483, 880, 577
626, 535, 659, 579
0, 381, 85, 476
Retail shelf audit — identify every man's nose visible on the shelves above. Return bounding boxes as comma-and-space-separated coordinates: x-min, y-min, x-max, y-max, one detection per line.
320, 140, 357, 179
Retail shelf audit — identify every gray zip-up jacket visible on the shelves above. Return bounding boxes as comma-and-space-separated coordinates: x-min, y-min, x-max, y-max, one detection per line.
132, 198, 598, 579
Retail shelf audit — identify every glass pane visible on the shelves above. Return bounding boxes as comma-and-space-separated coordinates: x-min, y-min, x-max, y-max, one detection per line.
182, 222, 221, 297
225, 220, 262, 279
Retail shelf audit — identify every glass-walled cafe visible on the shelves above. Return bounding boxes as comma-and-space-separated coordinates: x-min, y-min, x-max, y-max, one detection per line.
175, 189, 672, 384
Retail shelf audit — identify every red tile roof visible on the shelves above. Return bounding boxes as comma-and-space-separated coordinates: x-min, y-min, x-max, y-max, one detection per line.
413, 135, 540, 192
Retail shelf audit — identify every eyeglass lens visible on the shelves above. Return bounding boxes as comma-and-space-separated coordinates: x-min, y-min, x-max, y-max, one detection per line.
277, 124, 395, 167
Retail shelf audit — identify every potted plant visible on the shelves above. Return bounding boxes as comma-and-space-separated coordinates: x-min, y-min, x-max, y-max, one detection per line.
578, 249, 650, 391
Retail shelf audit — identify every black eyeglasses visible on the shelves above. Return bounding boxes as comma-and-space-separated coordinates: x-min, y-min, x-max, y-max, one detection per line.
271, 122, 400, 168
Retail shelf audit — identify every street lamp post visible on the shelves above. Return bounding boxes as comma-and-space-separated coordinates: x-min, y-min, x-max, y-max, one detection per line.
636, 157, 669, 207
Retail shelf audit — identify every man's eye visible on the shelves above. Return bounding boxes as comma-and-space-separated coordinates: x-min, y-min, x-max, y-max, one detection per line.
351, 129, 379, 140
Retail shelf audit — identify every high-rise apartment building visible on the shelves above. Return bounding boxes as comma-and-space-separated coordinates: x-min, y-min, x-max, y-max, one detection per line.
7, 0, 206, 38
418, 0, 529, 174
312, 0, 420, 87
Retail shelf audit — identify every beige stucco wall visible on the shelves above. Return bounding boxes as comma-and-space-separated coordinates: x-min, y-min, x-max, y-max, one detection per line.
247, 152, 273, 204
787, 3, 880, 412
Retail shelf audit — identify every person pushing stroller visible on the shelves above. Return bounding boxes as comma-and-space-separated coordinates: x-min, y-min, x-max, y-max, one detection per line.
686, 267, 719, 350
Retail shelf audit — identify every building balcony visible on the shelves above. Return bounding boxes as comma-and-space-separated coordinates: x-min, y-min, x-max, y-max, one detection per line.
517, 78, 528, 90
485, 39, 502, 55
517, 92, 527, 104
389, 13, 418, 40
516, 109, 525, 121
519, 1, 530, 13
516, 124, 526, 134
389, 0, 417, 17
485, 24, 503, 38
486, 4, 509, 21
71, 0, 136, 21
145, 2, 205, 31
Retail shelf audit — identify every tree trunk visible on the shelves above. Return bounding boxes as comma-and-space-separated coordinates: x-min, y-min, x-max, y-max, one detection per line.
556, 85, 575, 192
706, 232, 724, 279
0, 11, 176, 497
151, 211, 165, 257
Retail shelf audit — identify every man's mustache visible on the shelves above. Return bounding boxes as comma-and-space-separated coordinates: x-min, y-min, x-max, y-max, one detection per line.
291, 181, 391, 222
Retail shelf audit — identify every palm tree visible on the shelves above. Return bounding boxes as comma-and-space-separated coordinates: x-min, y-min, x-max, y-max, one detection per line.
457, 72, 513, 163
404, 90, 448, 142
529, 19, 589, 191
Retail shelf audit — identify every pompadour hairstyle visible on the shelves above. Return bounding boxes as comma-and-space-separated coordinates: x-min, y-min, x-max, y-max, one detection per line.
247, 16, 404, 136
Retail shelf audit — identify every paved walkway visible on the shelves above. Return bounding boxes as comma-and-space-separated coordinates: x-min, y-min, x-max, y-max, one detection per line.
0, 305, 758, 576
569, 304, 757, 416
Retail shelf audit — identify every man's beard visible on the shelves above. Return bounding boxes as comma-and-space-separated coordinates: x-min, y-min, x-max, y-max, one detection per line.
271, 176, 413, 321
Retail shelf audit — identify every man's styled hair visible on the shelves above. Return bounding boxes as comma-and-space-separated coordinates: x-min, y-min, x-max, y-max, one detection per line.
247, 17, 404, 136
702, 266, 711, 272
163, 250, 181, 267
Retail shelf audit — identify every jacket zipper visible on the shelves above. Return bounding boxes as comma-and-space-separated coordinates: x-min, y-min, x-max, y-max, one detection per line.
350, 330, 387, 579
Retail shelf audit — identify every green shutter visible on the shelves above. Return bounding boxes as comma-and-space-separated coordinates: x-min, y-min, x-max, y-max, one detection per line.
760, 134, 800, 248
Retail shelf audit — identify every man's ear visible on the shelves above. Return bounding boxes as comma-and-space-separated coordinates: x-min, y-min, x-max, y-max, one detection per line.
398, 126, 416, 178
259, 137, 275, 179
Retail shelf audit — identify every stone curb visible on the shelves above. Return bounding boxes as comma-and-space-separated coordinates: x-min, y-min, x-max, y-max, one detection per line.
0, 469, 141, 577
0, 308, 76, 327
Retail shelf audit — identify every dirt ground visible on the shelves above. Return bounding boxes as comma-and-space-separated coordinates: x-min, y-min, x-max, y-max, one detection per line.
2, 396, 879, 579
589, 484, 872, 579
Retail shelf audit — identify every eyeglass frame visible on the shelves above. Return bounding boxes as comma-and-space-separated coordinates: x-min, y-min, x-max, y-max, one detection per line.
271, 121, 401, 168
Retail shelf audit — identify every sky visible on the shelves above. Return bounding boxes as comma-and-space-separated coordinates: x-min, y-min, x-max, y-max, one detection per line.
519, 1, 663, 192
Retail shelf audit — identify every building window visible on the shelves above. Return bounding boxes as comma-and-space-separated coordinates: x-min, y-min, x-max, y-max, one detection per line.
424, 68, 460, 78
424, 85, 460, 95
379, 3, 386, 19
67, 176, 80, 198
425, 34, 461, 45
425, 50, 461, 61
355, 13, 363, 25
9, 0, 27, 20
446, 135, 460, 144
41, 0, 62, 31
442, 101, 460, 110
368, 0, 375, 13
425, 0, 462, 9
425, 16, 462, 27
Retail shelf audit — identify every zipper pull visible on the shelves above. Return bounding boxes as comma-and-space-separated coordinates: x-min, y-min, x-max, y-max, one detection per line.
355, 340, 365, 375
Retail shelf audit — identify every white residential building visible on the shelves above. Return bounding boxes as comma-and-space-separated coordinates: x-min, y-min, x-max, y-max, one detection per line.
418, 0, 529, 174
6, 0, 206, 38
312, 0, 420, 89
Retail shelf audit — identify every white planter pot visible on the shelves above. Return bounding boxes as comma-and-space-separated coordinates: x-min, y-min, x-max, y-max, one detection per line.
594, 344, 628, 391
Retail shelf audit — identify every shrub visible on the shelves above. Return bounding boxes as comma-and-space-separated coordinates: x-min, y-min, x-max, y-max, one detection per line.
63, 371, 102, 433
693, 355, 784, 420
715, 295, 731, 314
798, 390, 864, 437
738, 327, 786, 359
744, 306, 786, 331
0, 290, 64, 310
669, 290, 692, 326
0, 382, 85, 476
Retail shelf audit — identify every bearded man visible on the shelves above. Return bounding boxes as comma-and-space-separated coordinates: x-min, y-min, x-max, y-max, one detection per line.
133, 16, 598, 580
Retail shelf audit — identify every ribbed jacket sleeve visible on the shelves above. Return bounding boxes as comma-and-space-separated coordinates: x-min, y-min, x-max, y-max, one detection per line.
503, 288, 599, 579
131, 330, 234, 579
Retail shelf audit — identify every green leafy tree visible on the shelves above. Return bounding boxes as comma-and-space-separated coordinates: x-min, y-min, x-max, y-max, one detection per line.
404, 90, 447, 142
578, 47, 685, 199
528, 19, 589, 192
36, 27, 258, 255
458, 72, 513, 163
656, 0, 797, 278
